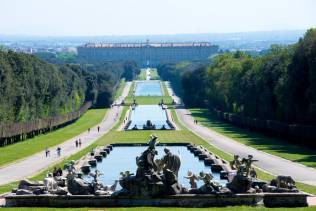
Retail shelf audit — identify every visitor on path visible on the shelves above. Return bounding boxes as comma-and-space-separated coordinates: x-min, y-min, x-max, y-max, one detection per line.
79, 139, 82, 147
88, 128, 91, 133
98, 126, 100, 132
56, 147, 61, 157
75, 140, 78, 148
45, 147, 50, 157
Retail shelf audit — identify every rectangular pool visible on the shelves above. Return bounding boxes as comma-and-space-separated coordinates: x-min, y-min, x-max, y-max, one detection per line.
83, 145, 227, 190
135, 81, 162, 96
127, 105, 171, 130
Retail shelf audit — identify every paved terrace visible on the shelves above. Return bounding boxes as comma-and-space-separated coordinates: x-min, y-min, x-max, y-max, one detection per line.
0, 82, 131, 186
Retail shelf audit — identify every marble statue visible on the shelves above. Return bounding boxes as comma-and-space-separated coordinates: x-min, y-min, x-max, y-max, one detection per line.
159, 147, 181, 176
184, 170, 199, 189
230, 155, 242, 170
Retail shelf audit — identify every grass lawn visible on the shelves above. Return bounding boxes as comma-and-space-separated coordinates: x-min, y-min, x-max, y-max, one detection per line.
162, 81, 170, 96
137, 68, 160, 80
136, 68, 147, 80
0, 109, 107, 167
189, 108, 316, 169
113, 79, 126, 100
148, 68, 160, 80
1, 207, 316, 211
124, 96, 173, 105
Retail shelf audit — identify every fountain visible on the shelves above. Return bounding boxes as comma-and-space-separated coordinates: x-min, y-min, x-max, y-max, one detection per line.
4, 136, 309, 208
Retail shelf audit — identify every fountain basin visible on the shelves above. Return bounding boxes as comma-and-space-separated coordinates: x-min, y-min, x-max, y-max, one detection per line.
5, 193, 308, 207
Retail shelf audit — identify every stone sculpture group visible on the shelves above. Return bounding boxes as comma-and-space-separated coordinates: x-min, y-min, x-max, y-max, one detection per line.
11, 135, 299, 197
116, 135, 182, 196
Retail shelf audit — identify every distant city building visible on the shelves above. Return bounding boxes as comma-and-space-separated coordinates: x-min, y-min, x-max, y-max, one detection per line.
77, 41, 219, 66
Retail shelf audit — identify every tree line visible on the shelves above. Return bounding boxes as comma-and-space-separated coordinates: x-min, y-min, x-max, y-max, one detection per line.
0, 50, 139, 145
158, 29, 316, 146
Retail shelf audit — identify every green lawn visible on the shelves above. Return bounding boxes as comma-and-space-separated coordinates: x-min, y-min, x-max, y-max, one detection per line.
137, 68, 147, 80
190, 108, 316, 169
0, 109, 107, 167
148, 68, 160, 80
125, 96, 173, 105
114, 78, 126, 100
162, 81, 170, 96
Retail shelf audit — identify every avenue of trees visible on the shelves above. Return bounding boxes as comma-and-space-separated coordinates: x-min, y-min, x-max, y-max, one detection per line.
158, 29, 316, 145
0, 50, 138, 145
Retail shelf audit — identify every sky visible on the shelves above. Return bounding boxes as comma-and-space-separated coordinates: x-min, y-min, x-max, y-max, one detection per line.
0, 0, 315, 36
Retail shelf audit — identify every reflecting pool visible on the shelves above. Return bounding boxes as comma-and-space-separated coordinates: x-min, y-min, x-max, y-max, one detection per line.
83, 146, 227, 190
135, 81, 162, 96
127, 105, 170, 130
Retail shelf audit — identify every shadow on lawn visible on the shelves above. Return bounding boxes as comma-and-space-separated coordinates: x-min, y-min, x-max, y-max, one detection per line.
190, 108, 316, 168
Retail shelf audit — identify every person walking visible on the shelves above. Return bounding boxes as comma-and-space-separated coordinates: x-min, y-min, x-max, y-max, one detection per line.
75, 140, 79, 148
97, 126, 100, 132
45, 147, 50, 158
79, 139, 82, 147
57, 147, 61, 157
88, 128, 91, 133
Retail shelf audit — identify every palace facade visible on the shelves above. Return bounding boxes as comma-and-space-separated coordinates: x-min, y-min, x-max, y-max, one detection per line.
77, 41, 219, 66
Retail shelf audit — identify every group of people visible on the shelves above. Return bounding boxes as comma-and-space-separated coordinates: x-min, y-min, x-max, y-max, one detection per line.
75, 139, 82, 148
45, 125, 103, 158
194, 119, 198, 124
45, 147, 62, 157
88, 125, 101, 133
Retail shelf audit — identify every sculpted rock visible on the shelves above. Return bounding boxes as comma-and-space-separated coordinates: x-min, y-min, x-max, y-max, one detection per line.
18, 179, 43, 189
227, 174, 253, 193
15, 189, 33, 195
17, 179, 46, 194
67, 177, 93, 195
262, 175, 298, 193
53, 187, 68, 195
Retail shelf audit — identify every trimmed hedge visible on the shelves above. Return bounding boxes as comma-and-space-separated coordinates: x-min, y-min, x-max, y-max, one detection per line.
213, 108, 316, 147
0, 101, 91, 147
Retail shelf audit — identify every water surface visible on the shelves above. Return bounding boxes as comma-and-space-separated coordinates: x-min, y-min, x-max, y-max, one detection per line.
135, 81, 162, 96
127, 105, 170, 130
84, 146, 227, 190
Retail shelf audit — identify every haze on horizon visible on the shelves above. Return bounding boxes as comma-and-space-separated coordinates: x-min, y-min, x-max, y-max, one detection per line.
0, 0, 315, 36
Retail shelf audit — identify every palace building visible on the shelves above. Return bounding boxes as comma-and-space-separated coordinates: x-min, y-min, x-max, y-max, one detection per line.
77, 41, 219, 66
